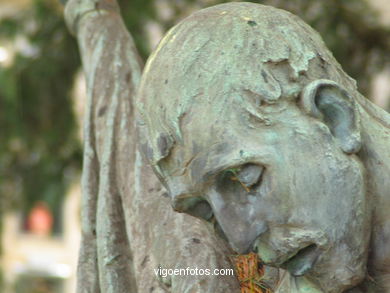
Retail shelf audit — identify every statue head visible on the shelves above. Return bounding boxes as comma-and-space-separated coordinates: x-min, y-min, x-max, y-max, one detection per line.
137, 3, 390, 292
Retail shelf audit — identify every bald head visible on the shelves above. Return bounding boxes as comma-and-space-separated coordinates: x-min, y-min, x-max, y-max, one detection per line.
137, 2, 357, 166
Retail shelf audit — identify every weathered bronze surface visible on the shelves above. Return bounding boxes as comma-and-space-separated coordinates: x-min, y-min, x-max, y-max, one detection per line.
64, 0, 240, 292
138, 3, 390, 292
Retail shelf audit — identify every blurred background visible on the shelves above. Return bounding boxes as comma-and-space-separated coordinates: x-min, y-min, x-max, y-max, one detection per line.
0, 0, 389, 292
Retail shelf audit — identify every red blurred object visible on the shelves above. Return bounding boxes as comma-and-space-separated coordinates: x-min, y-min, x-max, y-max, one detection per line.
27, 202, 53, 236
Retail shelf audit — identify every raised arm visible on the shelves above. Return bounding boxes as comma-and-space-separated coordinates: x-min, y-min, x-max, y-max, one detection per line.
64, 1, 141, 292
63, 1, 240, 292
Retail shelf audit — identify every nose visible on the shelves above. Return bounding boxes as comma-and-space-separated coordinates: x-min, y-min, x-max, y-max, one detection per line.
171, 191, 268, 254
215, 212, 268, 254
206, 195, 268, 254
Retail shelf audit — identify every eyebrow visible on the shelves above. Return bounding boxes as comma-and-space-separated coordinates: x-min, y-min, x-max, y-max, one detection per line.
165, 159, 228, 199
165, 139, 263, 197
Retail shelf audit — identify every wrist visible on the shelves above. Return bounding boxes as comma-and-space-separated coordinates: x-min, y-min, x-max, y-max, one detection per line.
64, 0, 120, 35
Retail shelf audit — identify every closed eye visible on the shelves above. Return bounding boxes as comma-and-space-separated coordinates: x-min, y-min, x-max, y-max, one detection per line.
219, 163, 264, 193
236, 163, 264, 190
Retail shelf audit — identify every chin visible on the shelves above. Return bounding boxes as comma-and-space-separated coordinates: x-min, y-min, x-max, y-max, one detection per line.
274, 268, 366, 293
271, 247, 368, 293
307, 253, 367, 293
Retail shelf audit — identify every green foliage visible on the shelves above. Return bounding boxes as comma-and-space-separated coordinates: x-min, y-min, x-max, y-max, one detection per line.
14, 275, 63, 293
0, 0, 81, 216
0, 263, 3, 293
118, 0, 158, 60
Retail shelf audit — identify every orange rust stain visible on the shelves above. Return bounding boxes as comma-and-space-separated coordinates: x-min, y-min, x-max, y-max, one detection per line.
232, 253, 272, 293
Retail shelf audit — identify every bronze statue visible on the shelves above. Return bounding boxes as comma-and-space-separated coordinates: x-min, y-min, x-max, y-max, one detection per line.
137, 3, 390, 292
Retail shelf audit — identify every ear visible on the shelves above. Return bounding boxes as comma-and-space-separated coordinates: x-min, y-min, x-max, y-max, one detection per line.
300, 79, 361, 154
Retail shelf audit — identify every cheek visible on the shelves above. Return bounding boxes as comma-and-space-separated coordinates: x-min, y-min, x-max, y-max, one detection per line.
265, 127, 367, 231
284, 153, 366, 232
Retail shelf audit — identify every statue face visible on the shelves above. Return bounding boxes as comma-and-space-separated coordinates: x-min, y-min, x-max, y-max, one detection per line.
136, 4, 374, 291
157, 98, 370, 292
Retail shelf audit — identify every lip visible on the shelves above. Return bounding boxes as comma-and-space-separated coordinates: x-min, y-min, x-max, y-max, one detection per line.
280, 244, 321, 277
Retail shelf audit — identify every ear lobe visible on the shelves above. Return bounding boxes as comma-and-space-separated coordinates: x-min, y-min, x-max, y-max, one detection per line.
301, 79, 361, 154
